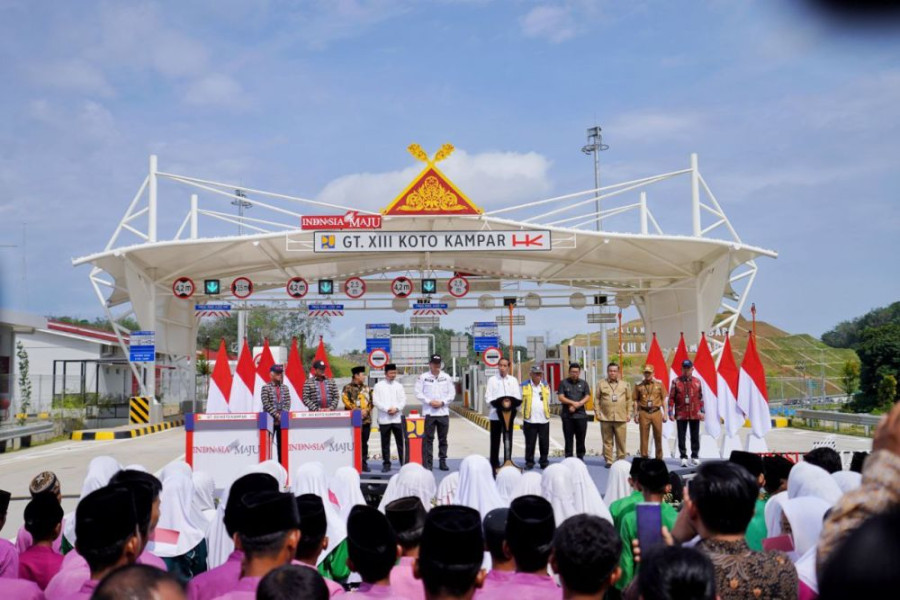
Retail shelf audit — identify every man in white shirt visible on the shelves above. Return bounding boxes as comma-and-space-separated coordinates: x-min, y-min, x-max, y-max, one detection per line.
521, 365, 552, 470
414, 354, 456, 472
372, 363, 407, 473
485, 357, 521, 470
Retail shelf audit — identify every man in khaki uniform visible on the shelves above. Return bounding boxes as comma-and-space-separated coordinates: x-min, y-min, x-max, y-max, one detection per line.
595, 362, 633, 467
634, 364, 667, 460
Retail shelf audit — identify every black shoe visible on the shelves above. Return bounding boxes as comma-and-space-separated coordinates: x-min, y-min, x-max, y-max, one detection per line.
524, 463, 534, 470
362, 463, 370, 473
539, 462, 549, 470
439, 460, 449, 471
382, 464, 391, 473
425, 463, 433, 470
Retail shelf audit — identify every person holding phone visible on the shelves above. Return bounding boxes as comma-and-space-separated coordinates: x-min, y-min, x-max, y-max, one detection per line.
615, 459, 677, 592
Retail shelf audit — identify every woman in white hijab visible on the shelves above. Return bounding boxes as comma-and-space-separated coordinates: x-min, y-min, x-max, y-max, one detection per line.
378, 463, 436, 512
562, 457, 613, 522
329, 466, 366, 521
495, 466, 522, 505
435, 471, 459, 506
788, 461, 843, 505
159, 460, 192, 482
292, 462, 350, 582
191, 471, 218, 527
151, 473, 209, 580
604, 459, 632, 503
62, 455, 121, 552
456, 455, 503, 517
511, 471, 542, 500
245, 460, 288, 491
781, 496, 830, 559
764, 491, 790, 538
831, 470, 862, 494
542, 464, 578, 525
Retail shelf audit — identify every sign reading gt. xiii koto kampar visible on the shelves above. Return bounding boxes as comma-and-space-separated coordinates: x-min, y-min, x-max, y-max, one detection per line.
313, 230, 552, 253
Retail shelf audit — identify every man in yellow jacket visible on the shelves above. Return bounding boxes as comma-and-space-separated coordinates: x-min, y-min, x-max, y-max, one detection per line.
521, 365, 552, 470
595, 362, 633, 468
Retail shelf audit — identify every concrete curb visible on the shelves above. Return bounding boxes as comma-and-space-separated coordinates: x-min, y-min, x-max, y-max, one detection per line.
450, 405, 521, 430
70, 418, 184, 441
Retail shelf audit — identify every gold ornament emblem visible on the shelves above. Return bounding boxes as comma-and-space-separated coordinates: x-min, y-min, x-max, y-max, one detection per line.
382, 143, 482, 216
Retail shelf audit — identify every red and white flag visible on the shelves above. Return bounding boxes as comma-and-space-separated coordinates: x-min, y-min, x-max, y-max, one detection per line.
693, 333, 720, 437
669, 333, 690, 388
252, 339, 275, 413
313, 337, 334, 379
645, 333, 670, 393
285, 337, 307, 412
205, 339, 232, 413
738, 333, 771, 438
229, 340, 257, 413
717, 334, 744, 437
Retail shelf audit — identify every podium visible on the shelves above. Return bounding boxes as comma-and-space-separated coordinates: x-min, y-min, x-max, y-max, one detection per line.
280, 410, 363, 476
406, 413, 425, 466
185, 412, 274, 494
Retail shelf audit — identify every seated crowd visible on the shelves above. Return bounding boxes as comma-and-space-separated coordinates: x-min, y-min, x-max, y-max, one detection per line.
0, 402, 898, 600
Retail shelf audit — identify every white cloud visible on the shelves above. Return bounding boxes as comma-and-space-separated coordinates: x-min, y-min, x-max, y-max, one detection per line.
606, 110, 704, 143
316, 149, 553, 212
184, 74, 250, 110
520, 5, 578, 43
29, 59, 115, 97
25, 99, 119, 142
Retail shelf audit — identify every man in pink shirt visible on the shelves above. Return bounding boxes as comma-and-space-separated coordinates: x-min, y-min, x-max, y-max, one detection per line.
188, 473, 280, 600
16, 471, 64, 554
0, 489, 19, 579
19, 494, 65, 590
257, 564, 330, 600
345, 505, 403, 598
214, 490, 301, 599
92, 564, 186, 599
477, 496, 559, 600
294, 494, 345, 597
415, 505, 486, 600
57, 485, 143, 600
475, 508, 515, 597
385, 496, 427, 599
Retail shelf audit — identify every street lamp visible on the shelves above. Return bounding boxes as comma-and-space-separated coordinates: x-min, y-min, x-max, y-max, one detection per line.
232, 189, 252, 235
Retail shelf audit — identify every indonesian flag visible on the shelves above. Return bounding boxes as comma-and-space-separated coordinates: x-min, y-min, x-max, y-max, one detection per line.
252, 339, 275, 413
205, 339, 232, 413
285, 337, 307, 412
645, 333, 674, 443
645, 333, 670, 392
738, 333, 771, 437
313, 337, 333, 379
693, 333, 720, 437
669, 333, 690, 390
717, 334, 744, 437
229, 340, 257, 413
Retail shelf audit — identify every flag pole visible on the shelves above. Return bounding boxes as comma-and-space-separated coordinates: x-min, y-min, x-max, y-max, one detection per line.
750, 303, 757, 338
617, 311, 623, 372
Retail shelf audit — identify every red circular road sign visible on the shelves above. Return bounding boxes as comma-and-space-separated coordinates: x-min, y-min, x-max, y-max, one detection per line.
368, 349, 389, 369
447, 275, 470, 298
286, 277, 308, 299
344, 277, 367, 299
482, 346, 502, 367
172, 277, 195, 299
391, 276, 413, 298
231, 277, 254, 299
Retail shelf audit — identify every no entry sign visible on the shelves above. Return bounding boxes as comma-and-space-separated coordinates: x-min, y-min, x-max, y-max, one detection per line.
368, 349, 389, 369
482, 346, 502, 367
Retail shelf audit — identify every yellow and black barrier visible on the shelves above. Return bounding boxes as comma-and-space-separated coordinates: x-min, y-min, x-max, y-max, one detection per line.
71, 418, 184, 441
129, 396, 151, 425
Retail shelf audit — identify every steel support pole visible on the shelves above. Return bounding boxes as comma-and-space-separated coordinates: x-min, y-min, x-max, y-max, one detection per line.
691, 153, 701, 237
149, 155, 158, 242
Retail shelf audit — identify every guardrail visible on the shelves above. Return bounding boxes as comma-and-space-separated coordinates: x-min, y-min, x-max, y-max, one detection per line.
0, 422, 56, 452
793, 409, 881, 436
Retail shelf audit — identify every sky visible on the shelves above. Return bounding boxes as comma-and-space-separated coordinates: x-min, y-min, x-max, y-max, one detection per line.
1, 0, 898, 353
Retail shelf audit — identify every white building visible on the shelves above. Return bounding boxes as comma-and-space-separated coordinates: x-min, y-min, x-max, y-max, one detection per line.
0, 309, 133, 419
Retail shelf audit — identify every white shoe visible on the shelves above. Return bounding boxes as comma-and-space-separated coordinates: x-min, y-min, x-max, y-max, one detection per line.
692, 458, 701, 466
681, 458, 689, 467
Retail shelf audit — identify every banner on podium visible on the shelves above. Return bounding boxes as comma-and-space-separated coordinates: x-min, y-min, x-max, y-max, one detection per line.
281, 410, 362, 476
185, 412, 274, 494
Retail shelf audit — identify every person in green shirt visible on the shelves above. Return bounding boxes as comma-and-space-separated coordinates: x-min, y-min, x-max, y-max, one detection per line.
616, 458, 677, 591
729, 451, 767, 551
609, 457, 645, 529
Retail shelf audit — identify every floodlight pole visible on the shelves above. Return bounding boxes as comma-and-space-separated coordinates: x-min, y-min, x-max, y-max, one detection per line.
582, 127, 610, 372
